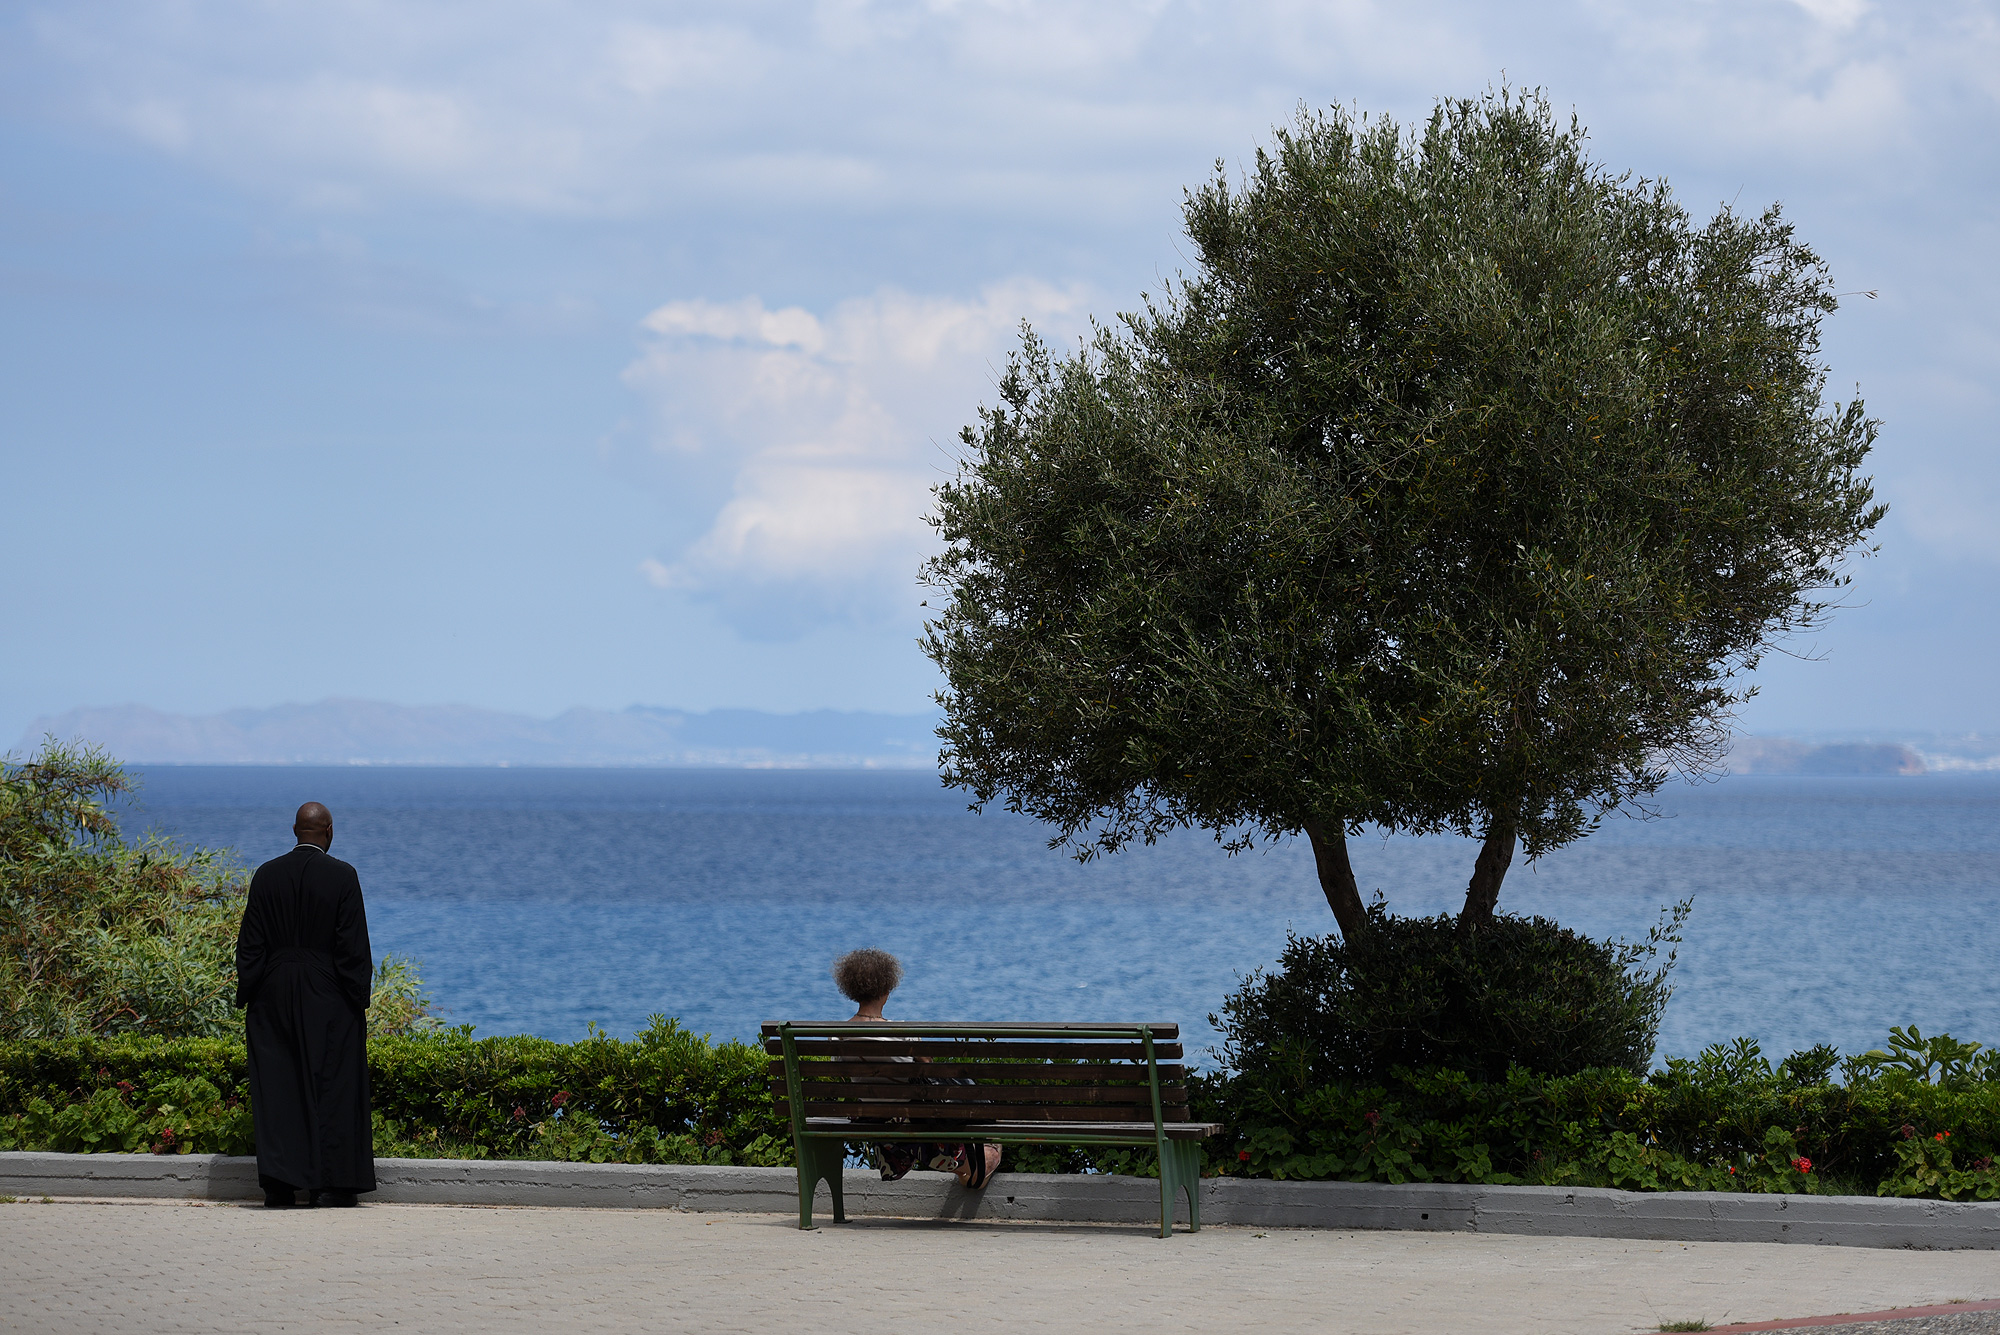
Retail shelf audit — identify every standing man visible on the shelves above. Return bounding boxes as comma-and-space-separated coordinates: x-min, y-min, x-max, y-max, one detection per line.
235, 801, 377, 1208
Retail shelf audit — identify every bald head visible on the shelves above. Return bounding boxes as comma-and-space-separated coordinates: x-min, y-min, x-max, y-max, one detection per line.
294, 802, 333, 850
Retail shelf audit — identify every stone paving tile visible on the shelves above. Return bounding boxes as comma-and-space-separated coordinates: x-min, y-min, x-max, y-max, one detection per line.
2, 1198, 1997, 1335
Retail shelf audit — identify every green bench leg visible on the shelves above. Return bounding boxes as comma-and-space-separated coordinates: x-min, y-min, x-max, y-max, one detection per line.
1157, 1139, 1203, 1236
796, 1139, 848, 1229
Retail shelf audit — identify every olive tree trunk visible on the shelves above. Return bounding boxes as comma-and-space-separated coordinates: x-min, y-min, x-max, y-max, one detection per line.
1458, 814, 1517, 927
1303, 820, 1369, 940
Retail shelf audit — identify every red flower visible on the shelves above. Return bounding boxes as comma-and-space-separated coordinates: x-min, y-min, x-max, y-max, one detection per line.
1792, 1156, 1812, 1174
1901, 1124, 1916, 1139
116, 1081, 134, 1094
1238, 1151, 1251, 1162
551, 1091, 569, 1108
1362, 1110, 1381, 1129
97, 1067, 111, 1080
159, 1127, 175, 1143
512, 1106, 526, 1121
1935, 1131, 1951, 1142
1727, 1166, 1736, 1175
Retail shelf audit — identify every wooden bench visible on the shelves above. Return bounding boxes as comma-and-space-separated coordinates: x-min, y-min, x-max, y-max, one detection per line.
763, 1020, 1220, 1236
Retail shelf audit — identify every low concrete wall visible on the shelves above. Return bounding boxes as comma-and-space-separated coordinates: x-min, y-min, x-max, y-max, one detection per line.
0, 1151, 263, 1203
5, 1152, 1996, 1249
1208, 1178, 2000, 1250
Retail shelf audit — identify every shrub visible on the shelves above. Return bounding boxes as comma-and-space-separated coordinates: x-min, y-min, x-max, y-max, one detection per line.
1212, 1030, 2000, 1200
0, 741, 247, 1039
0, 1034, 253, 1155
0, 740, 446, 1043
1217, 902, 1680, 1087
0, 1017, 790, 1166
366, 1016, 788, 1165
367, 954, 447, 1038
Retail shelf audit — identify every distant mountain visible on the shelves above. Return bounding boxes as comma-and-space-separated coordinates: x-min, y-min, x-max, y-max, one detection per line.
14, 700, 941, 769
17, 701, 1980, 776
1726, 736, 1927, 776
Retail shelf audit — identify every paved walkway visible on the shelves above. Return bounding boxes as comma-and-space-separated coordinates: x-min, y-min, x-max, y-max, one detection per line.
4, 1197, 1997, 1334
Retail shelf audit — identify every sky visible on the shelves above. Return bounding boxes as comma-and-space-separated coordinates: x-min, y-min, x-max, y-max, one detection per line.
3, 0, 1997, 745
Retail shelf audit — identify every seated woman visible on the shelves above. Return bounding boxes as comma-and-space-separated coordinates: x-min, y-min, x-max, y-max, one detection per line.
833, 947, 1000, 1188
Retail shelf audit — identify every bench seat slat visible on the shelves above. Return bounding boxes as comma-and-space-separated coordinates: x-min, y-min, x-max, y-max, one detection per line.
765, 1040, 1183, 1061
771, 1085, 1184, 1107
769, 1081, 1181, 1107
764, 1021, 1180, 1039
776, 1101, 1193, 1121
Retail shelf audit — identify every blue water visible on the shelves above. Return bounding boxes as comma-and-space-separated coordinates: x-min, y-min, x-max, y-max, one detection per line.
114, 767, 2000, 1068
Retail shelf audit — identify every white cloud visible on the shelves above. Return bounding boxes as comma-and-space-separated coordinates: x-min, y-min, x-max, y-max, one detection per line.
642, 299, 826, 354
1788, 0, 1869, 28
624, 280, 1091, 636
20, 0, 2000, 572
23, 2, 1999, 225
606, 24, 767, 98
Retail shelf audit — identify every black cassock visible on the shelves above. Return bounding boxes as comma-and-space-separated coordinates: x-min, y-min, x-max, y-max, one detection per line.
235, 844, 377, 1195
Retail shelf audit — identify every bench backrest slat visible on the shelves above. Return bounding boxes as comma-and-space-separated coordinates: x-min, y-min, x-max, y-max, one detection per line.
768, 1079, 1185, 1107
762, 1039, 1183, 1062
765, 1060, 1184, 1082
766, 1022, 1195, 1132
785, 1101, 1183, 1124
769, 1020, 1217, 1236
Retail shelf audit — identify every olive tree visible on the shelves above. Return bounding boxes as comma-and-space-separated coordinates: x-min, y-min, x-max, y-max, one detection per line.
922, 91, 1884, 939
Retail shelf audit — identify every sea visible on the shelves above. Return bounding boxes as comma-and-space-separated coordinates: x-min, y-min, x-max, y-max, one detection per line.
114, 766, 2000, 1069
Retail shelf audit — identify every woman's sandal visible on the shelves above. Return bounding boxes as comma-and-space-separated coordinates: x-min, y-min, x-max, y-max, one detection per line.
953, 1142, 1001, 1189
879, 1145, 919, 1181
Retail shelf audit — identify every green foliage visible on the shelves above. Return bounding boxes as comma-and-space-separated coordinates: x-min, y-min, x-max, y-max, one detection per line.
5, 1023, 1994, 1201
923, 88, 1883, 928
1, 740, 248, 1040
1218, 904, 1679, 1085
1213, 1032, 2000, 1198
367, 954, 446, 1039
367, 1016, 789, 1165
1, 740, 446, 1045
0, 1034, 254, 1155
0, 1017, 790, 1166
1846, 1025, 1999, 1089
1842, 1028, 2000, 1200
1878, 1126, 2000, 1201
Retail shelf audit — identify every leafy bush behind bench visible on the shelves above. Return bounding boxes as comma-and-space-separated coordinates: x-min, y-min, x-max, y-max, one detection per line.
1218, 907, 1679, 1086
5, 1024, 1996, 1201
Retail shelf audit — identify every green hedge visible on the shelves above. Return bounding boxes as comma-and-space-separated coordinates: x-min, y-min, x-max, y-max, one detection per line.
0, 1017, 790, 1166
1211, 1030, 2000, 1200
5, 1023, 1996, 1201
